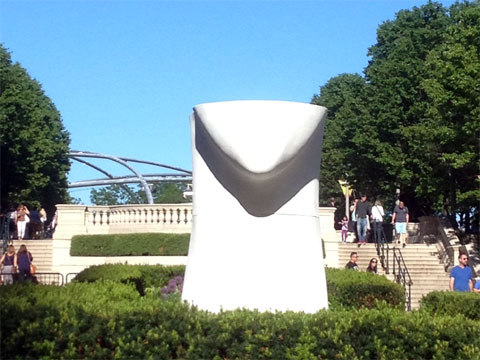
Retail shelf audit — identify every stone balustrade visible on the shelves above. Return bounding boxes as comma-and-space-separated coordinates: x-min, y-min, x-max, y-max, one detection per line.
53, 203, 338, 235
53, 204, 194, 239
53, 204, 340, 266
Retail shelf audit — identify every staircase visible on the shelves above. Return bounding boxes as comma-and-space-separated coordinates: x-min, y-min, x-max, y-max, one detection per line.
338, 243, 450, 309
10, 240, 53, 273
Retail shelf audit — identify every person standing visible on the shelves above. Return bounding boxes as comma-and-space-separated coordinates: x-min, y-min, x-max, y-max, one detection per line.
350, 198, 359, 243
15, 204, 30, 241
16, 244, 33, 283
0, 245, 17, 284
340, 216, 349, 243
392, 201, 409, 247
356, 194, 371, 245
371, 200, 385, 245
345, 252, 360, 271
449, 253, 473, 292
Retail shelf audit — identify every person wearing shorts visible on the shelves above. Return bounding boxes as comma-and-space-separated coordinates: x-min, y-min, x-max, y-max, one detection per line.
392, 201, 409, 247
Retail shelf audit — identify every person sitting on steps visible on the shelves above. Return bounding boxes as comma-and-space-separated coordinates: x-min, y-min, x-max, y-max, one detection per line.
345, 252, 360, 271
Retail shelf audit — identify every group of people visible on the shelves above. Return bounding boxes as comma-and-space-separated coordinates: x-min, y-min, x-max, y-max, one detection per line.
345, 252, 379, 274
346, 250, 480, 293
0, 244, 35, 284
2, 204, 57, 241
341, 194, 409, 247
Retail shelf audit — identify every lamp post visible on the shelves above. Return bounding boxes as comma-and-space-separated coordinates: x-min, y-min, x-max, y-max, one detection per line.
395, 188, 400, 206
338, 180, 350, 220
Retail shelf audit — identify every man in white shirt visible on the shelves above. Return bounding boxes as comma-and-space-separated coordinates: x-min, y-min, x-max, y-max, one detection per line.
371, 200, 385, 245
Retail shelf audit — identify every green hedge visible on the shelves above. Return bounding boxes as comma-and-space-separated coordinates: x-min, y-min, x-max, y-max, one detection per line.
70, 233, 190, 256
326, 267, 405, 310
1, 283, 479, 359
74, 264, 186, 295
419, 291, 480, 321
72, 264, 404, 309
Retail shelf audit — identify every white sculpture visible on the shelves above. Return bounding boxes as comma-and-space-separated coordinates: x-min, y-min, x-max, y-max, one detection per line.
182, 100, 329, 313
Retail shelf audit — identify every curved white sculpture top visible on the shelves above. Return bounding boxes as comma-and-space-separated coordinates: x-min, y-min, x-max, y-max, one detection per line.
182, 100, 329, 313
194, 101, 327, 173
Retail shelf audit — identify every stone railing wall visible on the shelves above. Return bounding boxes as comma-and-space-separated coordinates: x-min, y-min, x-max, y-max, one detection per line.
53, 204, 193, 239
419, 216, 463, 271
53, 204, 339, 240
51, 204, 340, 273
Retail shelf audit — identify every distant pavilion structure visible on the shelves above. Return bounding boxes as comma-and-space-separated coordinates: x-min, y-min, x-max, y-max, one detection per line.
68, 151, 192, 204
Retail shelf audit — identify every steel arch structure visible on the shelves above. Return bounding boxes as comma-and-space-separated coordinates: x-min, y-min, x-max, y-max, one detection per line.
68, 151, 192, 204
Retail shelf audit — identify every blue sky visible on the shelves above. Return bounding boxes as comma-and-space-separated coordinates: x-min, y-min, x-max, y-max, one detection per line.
1, 0, 455, 203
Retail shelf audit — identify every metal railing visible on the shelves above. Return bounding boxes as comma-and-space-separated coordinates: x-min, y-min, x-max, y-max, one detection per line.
65, 273, 79, 283
374, 225, 390, 274
34, 272, 65, 286
392, 247, 413, 311
1, 216, 10, 252
374, 224, 413, 311
0, 272, 64, 286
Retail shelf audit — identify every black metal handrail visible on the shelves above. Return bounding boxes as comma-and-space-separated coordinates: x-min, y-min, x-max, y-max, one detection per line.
374, 225, 390, 274
393, 247, 413, 311
1, 216, 10, 253
374, 223, 413, 311
0, 272, 65, 286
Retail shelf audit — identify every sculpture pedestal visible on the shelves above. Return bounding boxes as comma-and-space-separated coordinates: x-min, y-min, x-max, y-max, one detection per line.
182, 100, 329, 312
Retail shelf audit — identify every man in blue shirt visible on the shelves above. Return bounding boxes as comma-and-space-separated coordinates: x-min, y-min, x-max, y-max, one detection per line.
449, 253, 473, 292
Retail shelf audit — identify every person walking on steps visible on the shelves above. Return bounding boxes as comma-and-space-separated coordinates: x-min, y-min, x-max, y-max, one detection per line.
16, 244, 33, 283
371, 200, 385, 245
340, 216, 349, 243
356, 194, 371, 245
0, 245, 17, 284
449, 253, 473, 292
392, 201, 409, 247
450, 253, 473, 292
15, 204, 30, 241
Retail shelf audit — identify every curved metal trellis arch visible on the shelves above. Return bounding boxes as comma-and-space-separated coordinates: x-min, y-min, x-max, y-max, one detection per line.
68, 151, 192, 204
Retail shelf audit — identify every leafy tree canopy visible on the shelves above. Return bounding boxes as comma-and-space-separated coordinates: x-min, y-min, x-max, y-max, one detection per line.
90, 183, 190, 205
0, 44, 71, 216
313, 1, 479, 227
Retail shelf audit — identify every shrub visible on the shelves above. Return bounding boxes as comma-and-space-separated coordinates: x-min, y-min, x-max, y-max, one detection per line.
74, 264, 186, 295
1, 283, 479, 359
419, 290, 480, 321
325, 267, 405, 310
74, 264, 403, 309
70, 233, 190, 256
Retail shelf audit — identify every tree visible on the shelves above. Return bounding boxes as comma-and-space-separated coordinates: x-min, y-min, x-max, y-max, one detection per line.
0, 44, 71, 216
312, 74, 373, 208
421, 1, 480, 228
313, 1, 479, 223
364, 1, 452, 218
90, 185, 136, 205
90, 182, 190, 205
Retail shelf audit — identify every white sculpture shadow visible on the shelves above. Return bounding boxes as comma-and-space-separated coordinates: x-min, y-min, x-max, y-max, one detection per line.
182, 100, 329, 313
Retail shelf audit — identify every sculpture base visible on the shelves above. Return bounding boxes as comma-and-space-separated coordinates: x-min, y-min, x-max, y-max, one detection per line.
182, 213, 328, 313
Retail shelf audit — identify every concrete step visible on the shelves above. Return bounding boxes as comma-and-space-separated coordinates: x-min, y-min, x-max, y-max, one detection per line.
7, 240, 53, 272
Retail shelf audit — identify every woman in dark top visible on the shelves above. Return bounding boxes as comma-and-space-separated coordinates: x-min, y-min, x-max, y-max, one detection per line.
366, 258, 378, 274
0, 245, 17, 284
16, 244, 33, 282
